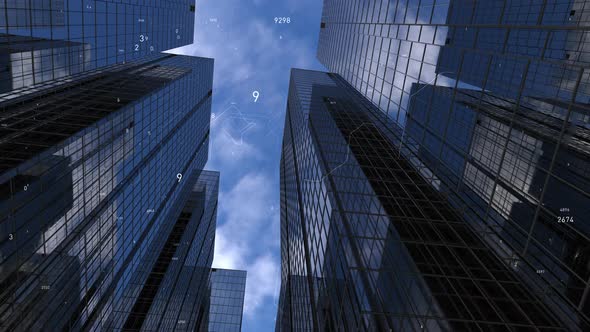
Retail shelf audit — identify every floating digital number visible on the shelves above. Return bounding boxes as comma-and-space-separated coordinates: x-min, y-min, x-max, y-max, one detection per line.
252, 91, 260, 102
177, 173, 183, 182
274, 17, 291, 24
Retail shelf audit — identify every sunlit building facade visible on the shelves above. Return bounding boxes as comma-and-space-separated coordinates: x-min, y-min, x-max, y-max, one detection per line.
315, 0, 590, 330
405, 84, 590, 328
0, 0, 195, 93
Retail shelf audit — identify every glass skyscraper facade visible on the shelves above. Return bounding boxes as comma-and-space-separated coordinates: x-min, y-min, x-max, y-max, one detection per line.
306, 0, 590, 330
0, 0, 195, 94
405, 84, 590, 328
205, 268, 247, 332
0, 53, 214, 331
276, 67, 581, 330
0, 1, 226, 331
116, 170, 219, 331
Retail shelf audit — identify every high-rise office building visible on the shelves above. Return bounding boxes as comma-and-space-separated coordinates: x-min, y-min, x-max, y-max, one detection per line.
116, 170, 220, 331
205, 268, 247, 332
0, 0, 195, 93
0, 1, 228, 330
405, 84, 590, 328
317, 0, 457, 125
435, 1, 590, 123
0, 53, 214, 331
276, 68, 574, 330
314, 0, 590, 330
317, 0, 590, 125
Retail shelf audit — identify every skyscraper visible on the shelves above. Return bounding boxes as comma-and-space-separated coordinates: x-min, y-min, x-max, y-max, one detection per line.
0, 0, 254, 331
116, 170, 220, 331
404, 84, 590, 328
317, 0, 590, 125
0, 0, 232, 330
276, 68, 577, 330
311, 0, 590, 330
205, 268, 247, 332
0, 0, 195, 93
0, 52, 214, 331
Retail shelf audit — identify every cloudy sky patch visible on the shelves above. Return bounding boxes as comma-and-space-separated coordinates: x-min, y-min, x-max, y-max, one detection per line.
170, 0, 325, 330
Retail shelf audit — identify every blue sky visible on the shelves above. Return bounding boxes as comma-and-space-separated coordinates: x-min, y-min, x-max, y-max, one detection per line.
171, 0, 325, 330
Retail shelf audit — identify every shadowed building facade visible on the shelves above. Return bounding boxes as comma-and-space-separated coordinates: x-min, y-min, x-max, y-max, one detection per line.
116, 170, 220, 331
0, 53, 215, 331
0, 1, 235, 330
204, 268, 247, 332
276, 68, 573, 331
315, 0, 590, 330
404, 84, 590, 328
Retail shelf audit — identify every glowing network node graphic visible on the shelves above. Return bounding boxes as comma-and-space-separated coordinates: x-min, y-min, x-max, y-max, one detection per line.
211, 104, 257, 146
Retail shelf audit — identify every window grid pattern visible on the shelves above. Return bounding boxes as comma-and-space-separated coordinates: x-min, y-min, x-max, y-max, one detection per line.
0, 55, 214, 331
277, 67, 578, 331
207, 268, 246, 332
317, 0, 590, 329
0, 0, 195, 94
0, 55, 189, 172
115, 170, 219, 332
277, 69, 341, 331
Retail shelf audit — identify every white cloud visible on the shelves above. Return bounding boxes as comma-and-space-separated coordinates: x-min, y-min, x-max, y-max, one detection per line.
242, 254, 280, 315
212, 173, 280, 314
168, 0, 325, 323
212, 230, 245, 269
218, 173, 276, 227
208, 119, 262, 169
